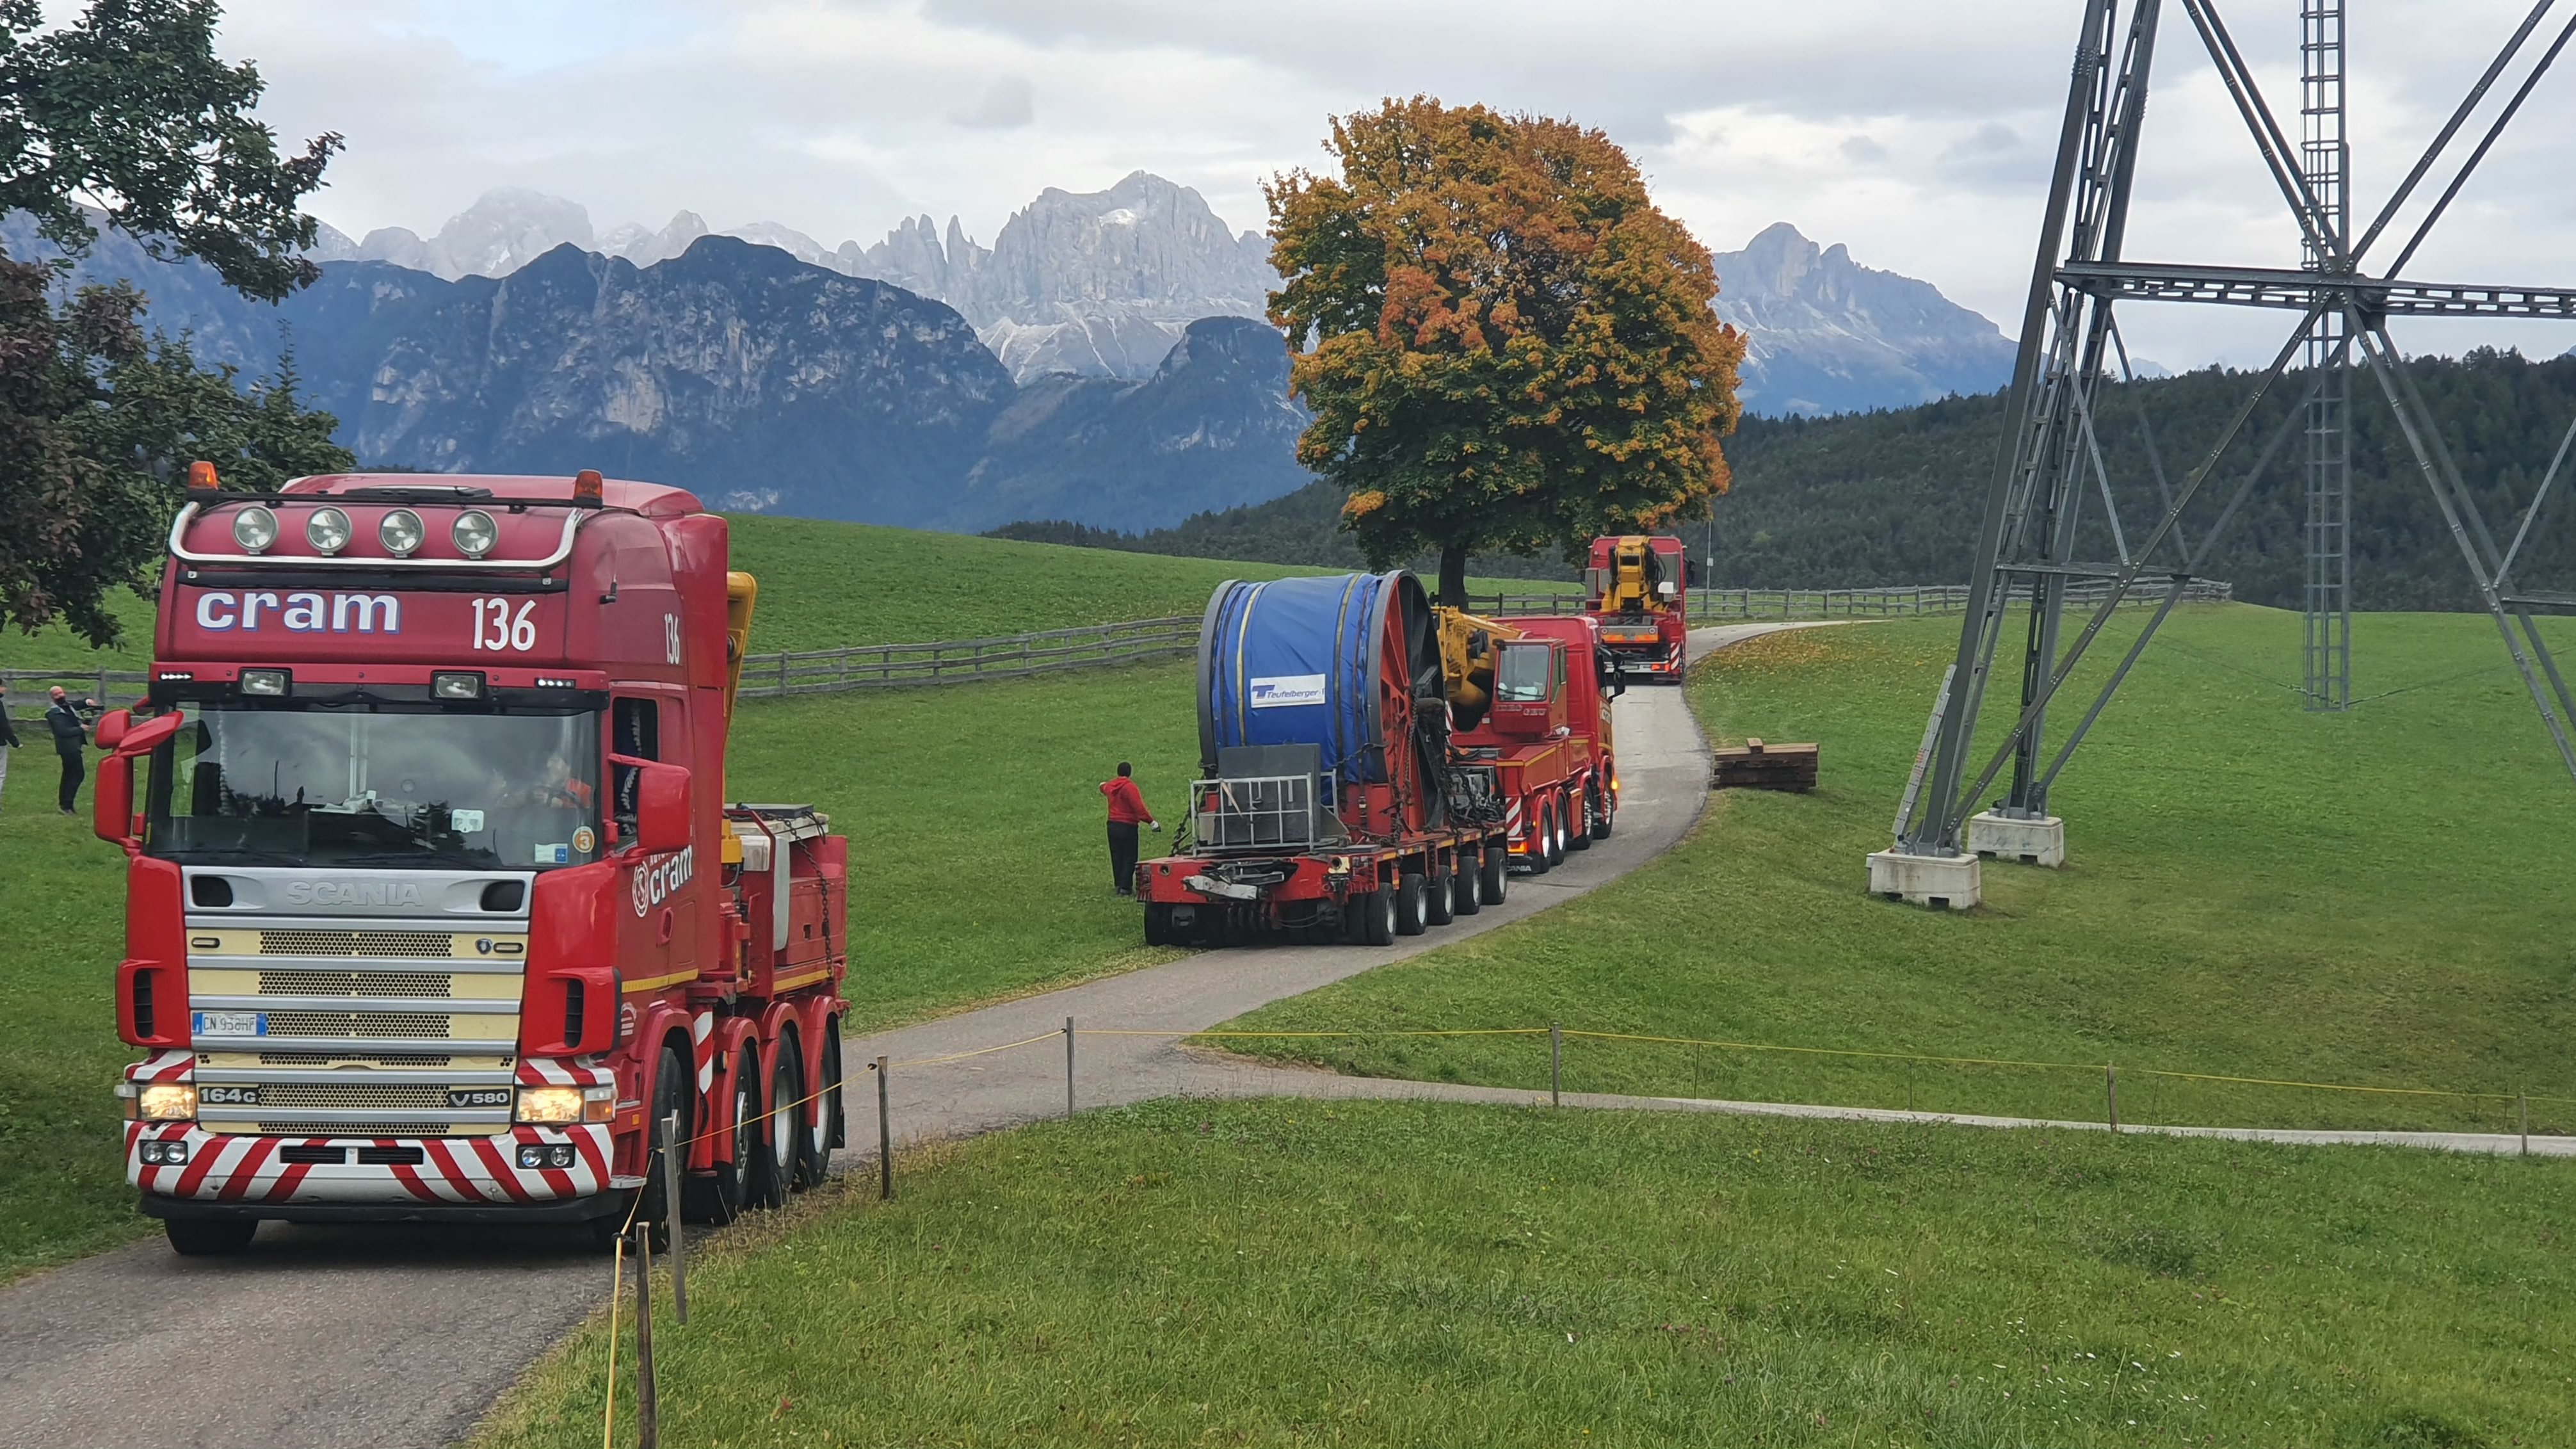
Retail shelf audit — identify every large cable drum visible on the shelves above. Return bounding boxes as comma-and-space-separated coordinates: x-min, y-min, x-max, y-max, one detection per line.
1198, 572, 1449, 834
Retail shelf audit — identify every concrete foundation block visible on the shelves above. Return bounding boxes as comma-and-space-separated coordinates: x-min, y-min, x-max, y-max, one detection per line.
1866, 849, 1981, 910
1968, 811, 2066, 868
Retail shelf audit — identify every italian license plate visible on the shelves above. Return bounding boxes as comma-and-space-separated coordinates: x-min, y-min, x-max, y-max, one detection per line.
193, 1010, 265, 1037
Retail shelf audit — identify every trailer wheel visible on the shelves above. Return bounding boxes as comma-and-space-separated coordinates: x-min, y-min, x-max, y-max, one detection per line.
1569, 785, 1595, 851
685, 1048, 758, 1224
1143, 903, 1173, 947
1423, 853, 1456, 926
796, 1035, 837, 1190
1480, 843, 1509, 905
1393, 871, 1429, 936
163, 1216, 256, 1256
751, 1039, 800, 1210
1452, 855, 1482, 916
1358, 886, 1397, 946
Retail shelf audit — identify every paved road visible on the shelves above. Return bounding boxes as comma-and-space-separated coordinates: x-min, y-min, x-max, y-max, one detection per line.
0, 622, 1767, 1449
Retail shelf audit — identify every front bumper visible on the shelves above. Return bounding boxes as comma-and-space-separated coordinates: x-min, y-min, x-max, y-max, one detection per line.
125, 1119, 616, 1210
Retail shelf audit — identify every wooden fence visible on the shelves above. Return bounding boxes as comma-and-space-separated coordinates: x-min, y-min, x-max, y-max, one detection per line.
3, 580, 2235, 715
734, 615, 1200, 698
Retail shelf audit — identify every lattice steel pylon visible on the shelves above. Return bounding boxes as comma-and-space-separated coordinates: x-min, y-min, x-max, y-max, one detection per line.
1884, 0, 2576, 886
2301, 0, 2353, 710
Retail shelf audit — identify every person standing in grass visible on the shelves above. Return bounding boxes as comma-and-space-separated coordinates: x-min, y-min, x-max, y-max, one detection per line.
0, 682, 20, 811
1100, 761, 1160, 896
46, 685, 96, 816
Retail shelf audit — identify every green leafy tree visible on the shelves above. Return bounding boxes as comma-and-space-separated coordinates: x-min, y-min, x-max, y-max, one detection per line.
1266, 97, 1744, 604
0, 0, 346, 645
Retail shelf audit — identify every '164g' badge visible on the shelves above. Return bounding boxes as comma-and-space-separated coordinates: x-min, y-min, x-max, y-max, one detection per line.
572, 826, 597, 855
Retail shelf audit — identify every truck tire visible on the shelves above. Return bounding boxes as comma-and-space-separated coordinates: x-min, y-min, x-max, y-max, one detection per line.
1526, 799, 1554, 875
1144, 903, 1175, 947
634, 1043, 690, 1251
1592, 780, 1615, 839
751, 1039, 800, 1210
1452, 855, 1482, 916
1570, 784, 1595, 851
164, 1216, 256, 1256
796, 1033, 839, 1189
1480, 843, 1509, 905
685, 1048, 758, 1224
1547, 794, 1571, 866
1423, 854, 1456, 926
1394, 871, 1428, 936
1360, 886, 1397, 946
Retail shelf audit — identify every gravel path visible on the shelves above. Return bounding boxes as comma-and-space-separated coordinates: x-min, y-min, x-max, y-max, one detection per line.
0, 622, 1776, 1449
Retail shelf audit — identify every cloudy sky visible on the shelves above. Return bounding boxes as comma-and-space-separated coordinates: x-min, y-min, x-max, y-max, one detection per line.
227, 0, 2576, 367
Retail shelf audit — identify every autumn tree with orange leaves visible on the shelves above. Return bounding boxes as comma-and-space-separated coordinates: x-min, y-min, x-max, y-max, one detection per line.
1266, 98, 1744, 606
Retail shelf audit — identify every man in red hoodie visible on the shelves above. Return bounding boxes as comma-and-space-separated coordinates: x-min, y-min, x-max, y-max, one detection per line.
1100, 761, 1159, 896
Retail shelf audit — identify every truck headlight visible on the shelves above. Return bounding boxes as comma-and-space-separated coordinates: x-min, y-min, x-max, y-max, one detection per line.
138, 1083, 197, 1121
231, 505, 278, 555
378, 508, 424, 556
453, 509, 497, 558
305, 506, 352, 555
517, 1084, 615, 1124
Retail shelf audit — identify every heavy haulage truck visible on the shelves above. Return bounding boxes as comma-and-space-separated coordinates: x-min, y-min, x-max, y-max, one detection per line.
1584, 534, 1691, 681
1136, 571, 1620, 945
102, 465, 848, 1255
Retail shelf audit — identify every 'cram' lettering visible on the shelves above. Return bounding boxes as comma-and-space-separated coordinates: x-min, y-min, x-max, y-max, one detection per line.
189, 592, 402, 636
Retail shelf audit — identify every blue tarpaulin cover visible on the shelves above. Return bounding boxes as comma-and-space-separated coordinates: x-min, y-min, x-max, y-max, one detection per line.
1198, 572, 1430, 788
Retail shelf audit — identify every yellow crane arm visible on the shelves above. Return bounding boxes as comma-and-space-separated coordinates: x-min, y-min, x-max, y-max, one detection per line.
1431, 605, 1525, 730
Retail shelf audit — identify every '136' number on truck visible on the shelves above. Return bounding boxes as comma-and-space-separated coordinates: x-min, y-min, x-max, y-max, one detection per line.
472, 597, 538, 652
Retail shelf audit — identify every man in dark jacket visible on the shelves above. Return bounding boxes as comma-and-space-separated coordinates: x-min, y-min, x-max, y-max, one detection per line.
46, 685, 96, 815
0, 682, 20, 812
1099, 761, 1160, 896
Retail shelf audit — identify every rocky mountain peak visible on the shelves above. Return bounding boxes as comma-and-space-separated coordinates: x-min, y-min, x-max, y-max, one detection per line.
1711, 223, 2013, 415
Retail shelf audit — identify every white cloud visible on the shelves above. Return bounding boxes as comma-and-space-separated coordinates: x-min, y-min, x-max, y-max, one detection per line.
221, 0, 2576, 366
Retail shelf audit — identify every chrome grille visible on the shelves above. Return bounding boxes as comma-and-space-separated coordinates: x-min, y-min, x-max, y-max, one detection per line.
256, 969, 455, 998
230, 1051, 494, 1069
250, 1121, 499, 1138
252, 1083, 455, 1111
262, 1010, 453, 1040
257, 929, 453, 959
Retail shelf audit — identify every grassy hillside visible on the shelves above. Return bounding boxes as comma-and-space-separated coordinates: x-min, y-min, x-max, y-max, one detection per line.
992, 349, 2576, 611
1220, 606, 2576, 1133
475, 1097, 2575, 1448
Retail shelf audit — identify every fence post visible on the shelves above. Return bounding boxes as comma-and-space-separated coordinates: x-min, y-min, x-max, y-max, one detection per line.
659, 1113, 687, 1324
876, 1056, 893, 1201
1065, 1016, 1076, 1118
776, 651, 788, 693
2520, 1089, 2530, 1156
1550, 1021, 1562, 1108
2106, 1063, 2119, 1133
633, 1217, 659, 1449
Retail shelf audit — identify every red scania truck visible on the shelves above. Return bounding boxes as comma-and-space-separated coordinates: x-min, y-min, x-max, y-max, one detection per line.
1582, 535, 1690, 680
101, 465, 848, 1254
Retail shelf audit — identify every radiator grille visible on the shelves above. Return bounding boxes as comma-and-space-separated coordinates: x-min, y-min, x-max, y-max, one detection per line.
255, 969, 455, 998
250, 1083, 456, 1111
232, 1051, 487, 1069
258, 929, 454, 959
252, 1121, 505, 1138
262, 1010, 453, 1040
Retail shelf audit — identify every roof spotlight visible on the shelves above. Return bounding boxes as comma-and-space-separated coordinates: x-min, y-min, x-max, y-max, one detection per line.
306, 506, 352, 555
452, 509, 497, 558
232, 505, 278, 555
378, 508, 424, 557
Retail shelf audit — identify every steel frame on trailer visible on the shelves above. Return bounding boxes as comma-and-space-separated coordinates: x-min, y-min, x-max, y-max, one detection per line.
1890, 0, 2576, 864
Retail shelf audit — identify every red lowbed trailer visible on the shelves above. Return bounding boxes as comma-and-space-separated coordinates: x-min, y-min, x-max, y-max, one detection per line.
104, 465, 846, 1254
1583, 534, 1691, 681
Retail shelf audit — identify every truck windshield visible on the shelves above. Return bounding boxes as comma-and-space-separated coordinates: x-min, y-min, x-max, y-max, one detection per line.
1496, 643, 1554, 702
145, 705, 602, 870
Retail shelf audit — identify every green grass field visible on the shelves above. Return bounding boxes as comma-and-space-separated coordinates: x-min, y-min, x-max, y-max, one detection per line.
1216, 606, 2576, 1134
473, 1097, 2576, 1449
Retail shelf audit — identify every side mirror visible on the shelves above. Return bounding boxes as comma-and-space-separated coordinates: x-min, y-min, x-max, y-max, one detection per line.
636, 762, 693, 854
93, 708, 131, 750
94, 756, 134, 843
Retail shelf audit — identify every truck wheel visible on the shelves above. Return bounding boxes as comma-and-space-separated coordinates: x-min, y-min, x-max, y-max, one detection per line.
750, 1040, 800, 1210
1570, 786, 1595, 851
685, 1049, 758, 1224
1361, 886, 1396, 946
164, 1217, 256, 1256
1423, 854, 1456, 925
1452, 856, 1482, 916
796, 1035, 837, 1190
1144, 903, 1174, 947
633, 1044, 690, 1251
1547, 795, 1571, 866
1393, 871, 1428, 936
1480, 843, 1510, 905
1526, 800, 1554, 875
1591, 781, 1615, 839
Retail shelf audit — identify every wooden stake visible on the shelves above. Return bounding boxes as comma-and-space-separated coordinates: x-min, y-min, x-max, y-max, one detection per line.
633, 1226, 659, 1449
876, 1056, 892, 1201
2106, 1063, 2120, 1133
1550, 1021, 1563, 1109
659, 1113, 687, 1325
